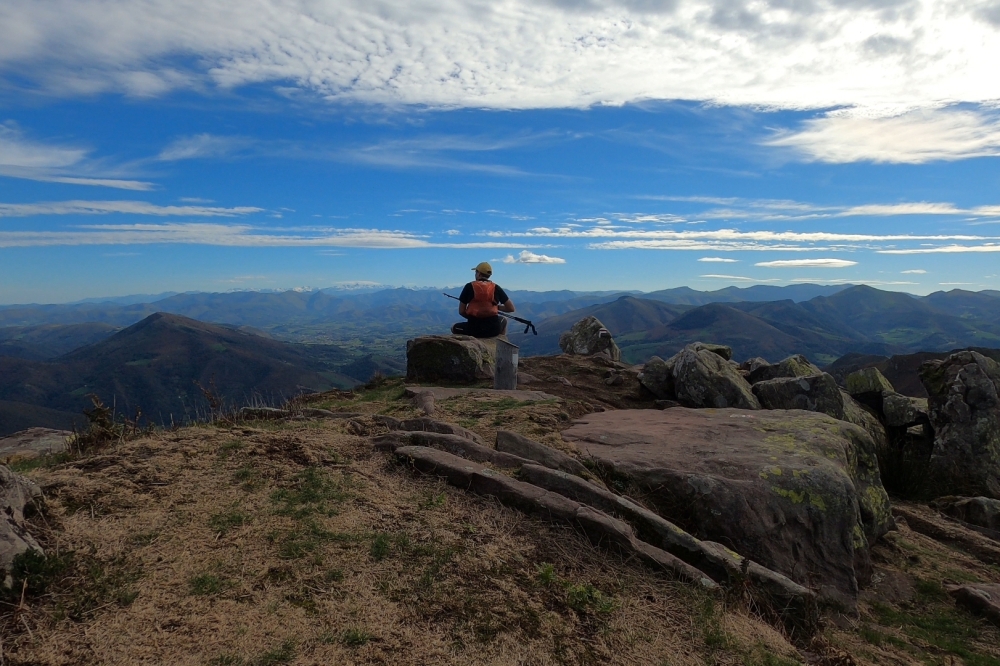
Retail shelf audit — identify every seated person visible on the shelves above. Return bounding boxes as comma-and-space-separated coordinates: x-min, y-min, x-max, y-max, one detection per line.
451, 262, 516, 338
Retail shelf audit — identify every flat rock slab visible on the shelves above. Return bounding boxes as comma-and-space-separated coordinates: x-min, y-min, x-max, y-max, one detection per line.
0, 428, 72, 459
405, 386, 560, 402
562, 408, 893, 608
948, 583, 1000, 627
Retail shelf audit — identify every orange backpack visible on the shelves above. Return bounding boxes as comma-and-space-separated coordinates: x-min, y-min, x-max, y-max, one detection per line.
466, 281, 498, 318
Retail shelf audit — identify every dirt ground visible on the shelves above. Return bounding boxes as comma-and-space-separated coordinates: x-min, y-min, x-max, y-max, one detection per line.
4, 375, 1000, 666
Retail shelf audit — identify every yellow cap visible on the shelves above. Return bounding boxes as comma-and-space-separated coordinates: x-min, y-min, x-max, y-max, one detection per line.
472, 261, 493, 276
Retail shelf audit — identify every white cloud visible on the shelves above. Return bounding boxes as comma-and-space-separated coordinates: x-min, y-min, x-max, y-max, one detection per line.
0, 200, 263, 218
3, 0, 1000, 122
755, 258, 858, 268
878, 244, 1000, 254
158, 134, 253, 161
767, 108, 1000, 164
502, 250, 566, 264
699, 274, 780, 282
901, 269, 927, 274
0, 123, 153, 190
0, 222, 536, 249
697, 257, 738, 263
445, 229, 461, 235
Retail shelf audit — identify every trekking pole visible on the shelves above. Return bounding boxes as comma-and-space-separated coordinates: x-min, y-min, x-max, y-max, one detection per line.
443, 293, 537, 335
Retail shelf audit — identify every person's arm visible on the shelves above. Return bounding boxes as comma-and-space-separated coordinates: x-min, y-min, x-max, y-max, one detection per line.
458, 283, 473, 318
494, 285, 515, 313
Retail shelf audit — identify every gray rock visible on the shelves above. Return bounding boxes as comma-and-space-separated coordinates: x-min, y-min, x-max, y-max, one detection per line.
841, 391, 889, 450
920, 351, 1000, 498
239, 407, 292, 420
752, 373, 845, 419
2, 466, 43, 585
299, 408, 363, 419
558, 316, 621, 361
562, 408, 893, 609
638, 355, 675, 399
373, 431, 530, 468
740, 357, 771, 375
518, 463, 817, 632
882, 393, 929, 429
0, 428, 71, 461
671, 344, 760, 410
748, 354, 822, 384
948, 583, 1000, 627
394, 417, 484, 445
406, 335, 495, 384
690, 343, 733, 361
846, 367, 895, 397
495, 431, 591, 478
394, 445, 716, 590
932, 496, 1000, 531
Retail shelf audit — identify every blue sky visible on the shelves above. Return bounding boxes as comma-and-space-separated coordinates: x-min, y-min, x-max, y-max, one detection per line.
2, 0, 1000, 304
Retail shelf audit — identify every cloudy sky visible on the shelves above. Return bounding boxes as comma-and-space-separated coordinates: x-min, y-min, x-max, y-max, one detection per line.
2, 0, 1000, 303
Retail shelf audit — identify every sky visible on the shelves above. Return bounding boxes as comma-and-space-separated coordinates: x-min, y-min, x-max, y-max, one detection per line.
2, 0, 1000, 304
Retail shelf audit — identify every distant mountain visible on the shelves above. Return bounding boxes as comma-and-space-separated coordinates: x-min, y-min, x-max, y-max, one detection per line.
525, 284, 1000, 365
0, 323, 119, 360
0, 313, 358, 436
517, 296, 689, 356
921, 289, 1000, 322
645, 283, 852, 305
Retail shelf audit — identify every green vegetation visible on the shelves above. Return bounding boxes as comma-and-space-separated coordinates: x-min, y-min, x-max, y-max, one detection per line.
270, 467, 351, 518
340, 627, 374, 647
210, 508, 250, 534
189, 573, 230, 596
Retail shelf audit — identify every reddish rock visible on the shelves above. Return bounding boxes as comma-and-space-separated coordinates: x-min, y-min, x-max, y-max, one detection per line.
562, 407, 893, 608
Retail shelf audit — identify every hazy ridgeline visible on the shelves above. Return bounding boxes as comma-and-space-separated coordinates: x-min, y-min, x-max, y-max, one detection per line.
1, 283, 999, 435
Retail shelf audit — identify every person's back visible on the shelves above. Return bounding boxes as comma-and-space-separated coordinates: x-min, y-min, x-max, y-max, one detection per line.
451, 261, 516, 338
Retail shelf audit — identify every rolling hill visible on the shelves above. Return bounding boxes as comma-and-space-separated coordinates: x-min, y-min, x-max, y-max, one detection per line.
524, 285, 1000, 365
0, 313, 358, 436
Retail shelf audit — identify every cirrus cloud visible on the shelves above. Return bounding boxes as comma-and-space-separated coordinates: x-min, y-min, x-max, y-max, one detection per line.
755, 258, 858, 268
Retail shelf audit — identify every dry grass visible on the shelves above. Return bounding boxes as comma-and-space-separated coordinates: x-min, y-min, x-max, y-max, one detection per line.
6, 408, 799, 665
9, 378, 1000, 666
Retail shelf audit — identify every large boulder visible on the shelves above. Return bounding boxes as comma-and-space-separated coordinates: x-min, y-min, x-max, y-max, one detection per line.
752, 373, 845, 419
637, 356, 674, 399
748, 355, 822, 384
932, 496, 1000, 531
920, 351, 1000, 498
2, 465, 43, 586
562, 408, 893, 608
558, 316, 621, 361
640, 345, 759, 409
671, 344, 759, 409
406, 335, 495, 384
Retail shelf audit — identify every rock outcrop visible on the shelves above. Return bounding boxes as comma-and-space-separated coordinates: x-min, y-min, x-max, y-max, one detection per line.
948, 583, 1000, 627
748, 355, 822, 384
562, 408, 893, 608
920, 351, 1000, 498
406, 335, 495, 384
932, 496, 1000, 532
558, 316, 621, 361
2, 465, 43, 585
0, 428, 71, 461
640, 343, 759, 410
752, 373, 845, 418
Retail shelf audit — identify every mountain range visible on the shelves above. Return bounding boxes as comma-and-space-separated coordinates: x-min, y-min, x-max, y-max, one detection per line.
2, 283, 999, 435
0, 313, 359, 436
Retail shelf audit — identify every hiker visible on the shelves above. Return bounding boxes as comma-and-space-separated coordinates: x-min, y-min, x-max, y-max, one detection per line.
451, 261, 516, 338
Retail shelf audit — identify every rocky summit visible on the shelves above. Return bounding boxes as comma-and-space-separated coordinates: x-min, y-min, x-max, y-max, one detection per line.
561, 407, 892, 609
3, 330, 1000, 664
